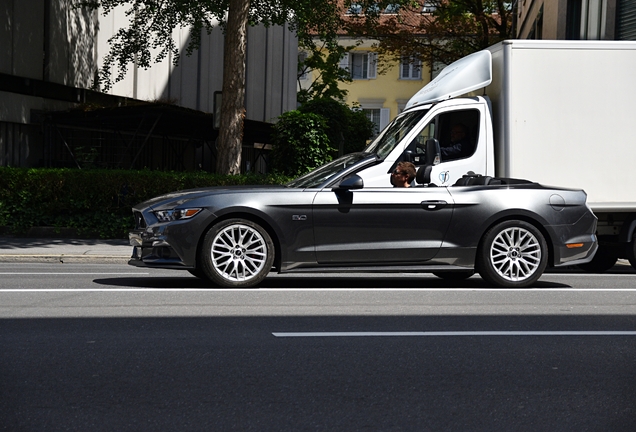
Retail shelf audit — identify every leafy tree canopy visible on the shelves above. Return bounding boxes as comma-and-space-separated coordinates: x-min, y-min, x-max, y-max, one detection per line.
343, 0, 513, 71
80, 0, 350, 91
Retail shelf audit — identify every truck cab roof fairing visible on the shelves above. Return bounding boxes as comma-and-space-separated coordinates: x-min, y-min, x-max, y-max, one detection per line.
405, 50, 492, 110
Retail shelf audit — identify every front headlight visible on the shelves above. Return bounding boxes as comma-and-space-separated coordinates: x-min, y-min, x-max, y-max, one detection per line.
154, 208, 202, 222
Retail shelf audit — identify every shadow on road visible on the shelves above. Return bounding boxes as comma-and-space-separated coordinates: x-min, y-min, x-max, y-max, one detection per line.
92, 274, 572, 289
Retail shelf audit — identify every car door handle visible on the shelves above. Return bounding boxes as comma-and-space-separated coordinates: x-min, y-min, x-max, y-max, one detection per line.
421, 200, 447, 210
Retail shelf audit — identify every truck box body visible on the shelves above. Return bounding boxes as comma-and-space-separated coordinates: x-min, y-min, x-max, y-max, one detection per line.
486, 40, 636, 211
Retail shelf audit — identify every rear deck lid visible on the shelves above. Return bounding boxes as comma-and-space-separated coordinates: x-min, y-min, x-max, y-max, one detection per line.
405, 50, 492, 109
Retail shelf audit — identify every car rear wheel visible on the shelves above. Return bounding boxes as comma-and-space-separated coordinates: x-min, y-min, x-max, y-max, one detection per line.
201, 218, 275, 288
477, 220, 547, 288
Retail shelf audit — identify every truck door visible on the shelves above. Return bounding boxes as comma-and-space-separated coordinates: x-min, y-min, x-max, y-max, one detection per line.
312, 186, 454, 264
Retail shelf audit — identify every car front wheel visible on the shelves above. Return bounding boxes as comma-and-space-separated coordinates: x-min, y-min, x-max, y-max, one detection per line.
201, 218, 275, 288
477, 220, 547, 288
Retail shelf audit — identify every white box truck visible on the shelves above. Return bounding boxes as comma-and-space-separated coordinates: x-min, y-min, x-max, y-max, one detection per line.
356, 40, 636, 271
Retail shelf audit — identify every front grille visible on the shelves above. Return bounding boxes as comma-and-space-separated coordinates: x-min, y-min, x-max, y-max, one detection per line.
133, 211, 147, 229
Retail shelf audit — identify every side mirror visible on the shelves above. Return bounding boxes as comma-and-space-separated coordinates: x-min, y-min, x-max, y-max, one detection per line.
425, 138, 441, 165
335, 174, 364, 191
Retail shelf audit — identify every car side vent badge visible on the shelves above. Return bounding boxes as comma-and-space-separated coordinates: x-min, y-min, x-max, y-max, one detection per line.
292, 215, 307, 221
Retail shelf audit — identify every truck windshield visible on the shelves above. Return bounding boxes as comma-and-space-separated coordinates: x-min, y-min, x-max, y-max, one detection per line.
365, 109, 428, 159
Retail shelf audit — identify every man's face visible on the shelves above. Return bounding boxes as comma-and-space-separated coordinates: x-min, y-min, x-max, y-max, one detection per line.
391, 167, 408, 187
450, 126, 466, 143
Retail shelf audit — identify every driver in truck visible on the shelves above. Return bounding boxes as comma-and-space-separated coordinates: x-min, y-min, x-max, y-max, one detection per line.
441, 124, 471, 160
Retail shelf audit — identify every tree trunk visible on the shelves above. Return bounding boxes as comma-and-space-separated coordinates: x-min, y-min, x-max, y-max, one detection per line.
216, 0, 250, 175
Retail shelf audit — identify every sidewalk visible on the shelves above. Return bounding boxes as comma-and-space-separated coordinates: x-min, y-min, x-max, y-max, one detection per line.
0, 237, 132, 263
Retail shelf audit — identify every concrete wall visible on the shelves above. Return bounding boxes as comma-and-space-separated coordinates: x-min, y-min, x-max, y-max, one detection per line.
94, 5, 297, 122
0, 0, 297, 167
0, 0, 298, 121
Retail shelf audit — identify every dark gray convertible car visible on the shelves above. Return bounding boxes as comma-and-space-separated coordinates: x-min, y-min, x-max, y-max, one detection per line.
129, 143, 598, 288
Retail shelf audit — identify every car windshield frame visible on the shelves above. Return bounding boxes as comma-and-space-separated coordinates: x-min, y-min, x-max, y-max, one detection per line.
286, 153, 378, 189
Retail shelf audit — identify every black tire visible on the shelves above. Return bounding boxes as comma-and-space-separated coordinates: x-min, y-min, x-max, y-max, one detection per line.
432, 271, 475, 281
577, 245, 618, 273
477, 220, 548, 288
627, 236, 636, 271
201, 218, 275, 288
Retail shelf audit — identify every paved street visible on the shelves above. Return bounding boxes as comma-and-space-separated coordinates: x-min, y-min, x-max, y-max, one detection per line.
1, 262, 636, 430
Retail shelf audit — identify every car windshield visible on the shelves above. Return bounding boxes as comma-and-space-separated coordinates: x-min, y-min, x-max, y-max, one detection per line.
286, 153, 375, 189
364, 109, 428, 159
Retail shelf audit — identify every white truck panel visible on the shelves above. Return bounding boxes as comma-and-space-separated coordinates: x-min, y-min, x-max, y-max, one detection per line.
487, 40, 636, 210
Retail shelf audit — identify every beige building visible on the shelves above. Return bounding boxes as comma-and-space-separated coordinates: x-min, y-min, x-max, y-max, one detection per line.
299, 3, 436, 136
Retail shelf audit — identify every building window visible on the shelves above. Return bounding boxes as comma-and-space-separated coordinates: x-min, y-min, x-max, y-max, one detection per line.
346, 3, 362, 15
383, 4, 400, 14
528, 5, 544, 39
430, 60, 445, 80
340, 52, 377, 80
567, 0, 608, 40
298, 51, 309, 81
362, 107, 390, 137
422, 2, 437, 14
617, 0, 636, 40
400, 57, 421, 80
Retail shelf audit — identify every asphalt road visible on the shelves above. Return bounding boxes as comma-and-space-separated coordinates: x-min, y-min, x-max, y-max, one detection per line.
1, 263, 636, 431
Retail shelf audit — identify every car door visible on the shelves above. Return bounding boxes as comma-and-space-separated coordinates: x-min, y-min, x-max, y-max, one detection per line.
312, 186, 454, 264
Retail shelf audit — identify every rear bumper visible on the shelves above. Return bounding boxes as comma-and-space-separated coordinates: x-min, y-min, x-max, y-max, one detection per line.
550, 209, 598, 267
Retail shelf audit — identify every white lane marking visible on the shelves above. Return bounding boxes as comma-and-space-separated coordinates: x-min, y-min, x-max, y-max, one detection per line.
273, 331, 636, 337
3, 287, 636, 293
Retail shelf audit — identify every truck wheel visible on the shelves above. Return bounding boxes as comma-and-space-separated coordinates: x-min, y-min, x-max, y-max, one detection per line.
477, 220, 547, 288
627, 236, 636, 271
577, 245, 618, 273
201, 218, 275, 288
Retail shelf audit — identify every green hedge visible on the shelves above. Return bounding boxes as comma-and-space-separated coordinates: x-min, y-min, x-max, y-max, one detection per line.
0, 168, 292, 239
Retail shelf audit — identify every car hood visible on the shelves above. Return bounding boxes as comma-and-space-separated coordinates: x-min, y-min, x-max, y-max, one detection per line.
134, 185, 286, 211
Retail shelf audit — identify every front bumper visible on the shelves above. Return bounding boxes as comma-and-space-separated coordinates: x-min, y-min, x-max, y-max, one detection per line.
128, 230, 194, 270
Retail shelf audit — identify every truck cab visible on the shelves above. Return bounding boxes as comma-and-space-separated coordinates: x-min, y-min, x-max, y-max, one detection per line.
356, 50, 495, 187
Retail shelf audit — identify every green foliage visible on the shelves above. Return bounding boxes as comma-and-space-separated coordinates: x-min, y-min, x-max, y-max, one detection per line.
270, 111, 334, 177
345, 0, 513, 71
297, 42, 354, 104
0, 168, 291, 239
299, 98, 375, 155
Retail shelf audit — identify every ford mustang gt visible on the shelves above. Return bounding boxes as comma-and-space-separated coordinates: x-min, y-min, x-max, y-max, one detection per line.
128, 147, 597, 288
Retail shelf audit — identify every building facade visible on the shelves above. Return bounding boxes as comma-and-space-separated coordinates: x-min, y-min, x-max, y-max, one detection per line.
336, 38, 430, 136
299, 2, 435, 136
0, 0, 297, 171
516, 0, 636, 40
